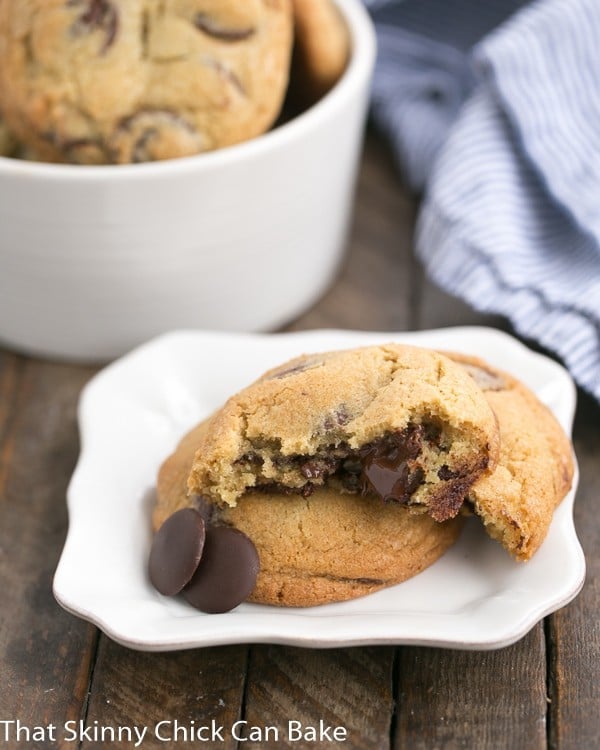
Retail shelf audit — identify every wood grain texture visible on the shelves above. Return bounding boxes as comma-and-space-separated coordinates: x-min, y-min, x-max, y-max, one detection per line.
395, 628, 548, 750
547, 392, 600, 750
0, 353, 24, 447
81, 641, 248, 750
241, 646, 395, 749
0, 357, 97, 750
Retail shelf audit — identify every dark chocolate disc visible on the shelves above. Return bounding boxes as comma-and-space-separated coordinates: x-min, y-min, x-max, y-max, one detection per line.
148, 508, 206, 596
183, 526, 260, 614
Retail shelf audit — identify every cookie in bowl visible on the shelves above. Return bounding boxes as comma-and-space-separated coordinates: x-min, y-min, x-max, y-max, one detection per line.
0, 0, 293, 163
291, 0, 350, 104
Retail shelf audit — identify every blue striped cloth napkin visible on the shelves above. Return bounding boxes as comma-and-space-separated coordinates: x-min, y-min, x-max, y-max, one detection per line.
366, 0, 600, 402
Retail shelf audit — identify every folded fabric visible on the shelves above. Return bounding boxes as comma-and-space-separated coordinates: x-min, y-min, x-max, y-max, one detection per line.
367, 0, 600, 402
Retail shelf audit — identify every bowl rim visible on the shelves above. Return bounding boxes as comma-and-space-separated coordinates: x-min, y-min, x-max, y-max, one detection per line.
0, 0, 376, 182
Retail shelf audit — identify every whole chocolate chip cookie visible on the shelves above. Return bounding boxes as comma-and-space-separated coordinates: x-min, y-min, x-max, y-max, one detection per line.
187, 344, 500, 522
447, 352, 575, 561
155, 419, 464, 607
0, 0, 293, 164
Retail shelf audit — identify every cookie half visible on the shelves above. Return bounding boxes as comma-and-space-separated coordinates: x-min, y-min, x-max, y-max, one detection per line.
156, 420, 463, 607
448, 353, 575, 561
187, 344, 500, 522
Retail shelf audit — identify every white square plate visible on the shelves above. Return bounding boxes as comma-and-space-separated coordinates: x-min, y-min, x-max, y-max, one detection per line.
53, 328, 585, 650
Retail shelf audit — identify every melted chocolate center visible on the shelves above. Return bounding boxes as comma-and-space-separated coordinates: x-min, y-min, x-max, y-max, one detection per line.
250, 425, 430, 505
359, 426, 424, 503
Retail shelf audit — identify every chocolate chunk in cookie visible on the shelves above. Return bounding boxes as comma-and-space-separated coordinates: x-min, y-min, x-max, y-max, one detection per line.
187, 344, 500, 522
68, 0, 119, 54
154, 418, 464, 608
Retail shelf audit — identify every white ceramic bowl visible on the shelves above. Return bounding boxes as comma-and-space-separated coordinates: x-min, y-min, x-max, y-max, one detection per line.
0, 0, 376, 361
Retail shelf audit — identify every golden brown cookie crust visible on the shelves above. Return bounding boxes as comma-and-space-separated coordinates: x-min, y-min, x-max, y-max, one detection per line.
156, 419, 463, 607
447, 352, 574, 561
187, 344, 500, 522
291, 0, 350, 103
0, 0, 293, 164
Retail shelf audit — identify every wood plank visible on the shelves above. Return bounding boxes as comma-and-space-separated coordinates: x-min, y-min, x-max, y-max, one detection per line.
547, 391, 600, 749
395, 628, 548, 749
81, 640, 248, 750
0, 359, 98, 748
0, 352, 24, 446
241, 645, 395, 749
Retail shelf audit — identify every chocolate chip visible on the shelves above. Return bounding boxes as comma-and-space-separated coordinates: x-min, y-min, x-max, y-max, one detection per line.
429, 478, 473, 522
323, 406, 351, 431
68, 0, 118, 54
148, 509, 206, 596
438, 465, 460, 480
234, 452, 264, 469
300, 455, 340, 480
204, 59, 246, 96
360, 426, 424, 503
183, 526, 259, 614
194, 13, 255, 42
423, 422, 442, 446
268, 358, 324, 380
462, 363, 507, 391
131, 128, 159, 164
300, 482, 315, 498
111, 110, 204, 163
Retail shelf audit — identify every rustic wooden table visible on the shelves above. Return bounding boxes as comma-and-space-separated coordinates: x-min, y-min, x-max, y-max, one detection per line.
1, 132, 598, 750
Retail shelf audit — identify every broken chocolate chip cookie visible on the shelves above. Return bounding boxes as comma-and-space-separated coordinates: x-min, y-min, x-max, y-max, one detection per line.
187, 344, 500, 522
155, 418, 464, 608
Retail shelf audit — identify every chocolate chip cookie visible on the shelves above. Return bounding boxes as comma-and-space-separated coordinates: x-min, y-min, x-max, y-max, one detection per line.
448, 353, 575, 561
187, 344, 500, 522
155, 419, 464, 607
291, 0, 350, 103
0, 0, 293, 164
